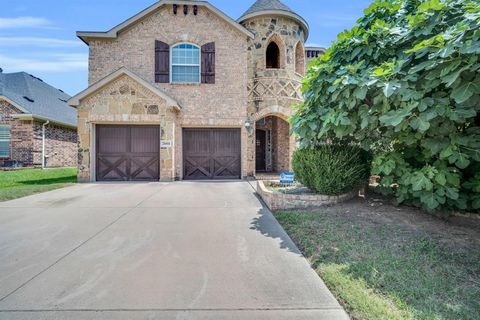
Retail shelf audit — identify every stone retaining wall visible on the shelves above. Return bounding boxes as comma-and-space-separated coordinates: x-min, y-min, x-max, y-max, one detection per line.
257, 180, 357, 211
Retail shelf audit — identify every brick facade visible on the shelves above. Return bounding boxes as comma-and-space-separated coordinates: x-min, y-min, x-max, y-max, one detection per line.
0, 100, 34, 166
75, 2, 306, 181
0, 99, 77, 168
32, 122, 77, 168
256, 116, 291, 172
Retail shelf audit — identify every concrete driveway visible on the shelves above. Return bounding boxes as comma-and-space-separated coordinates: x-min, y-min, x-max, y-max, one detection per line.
0, 181, 348, 320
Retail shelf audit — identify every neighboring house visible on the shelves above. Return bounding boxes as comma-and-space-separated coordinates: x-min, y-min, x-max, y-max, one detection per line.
305, 46, 326, 63
69, 0, 325, 182
0, 71, 77, 168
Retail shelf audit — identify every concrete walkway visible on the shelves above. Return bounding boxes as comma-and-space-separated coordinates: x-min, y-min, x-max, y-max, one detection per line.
0, 181, 348, 319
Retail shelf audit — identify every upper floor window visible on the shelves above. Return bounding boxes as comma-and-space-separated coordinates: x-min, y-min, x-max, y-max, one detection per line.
0, 125, 11, 158
266, 42, 280, 69
171, 43, 200, 83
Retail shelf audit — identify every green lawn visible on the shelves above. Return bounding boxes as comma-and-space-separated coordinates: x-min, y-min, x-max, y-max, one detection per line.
275, 207, 480, 320
0, 168, 77, 201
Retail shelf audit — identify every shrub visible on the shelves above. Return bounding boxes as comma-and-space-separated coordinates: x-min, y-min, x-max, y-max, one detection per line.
291, 0, 480, 212
292, 145, 372, 195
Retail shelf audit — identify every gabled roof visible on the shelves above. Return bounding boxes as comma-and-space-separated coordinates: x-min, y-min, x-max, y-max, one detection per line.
0, 72, 77, 127
77, 0, 254, 44
238, 0, 309, 41
68, 67, 181, 111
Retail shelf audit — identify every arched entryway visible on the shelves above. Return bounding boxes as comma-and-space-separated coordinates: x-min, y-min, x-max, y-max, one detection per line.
255, 115, 291, 174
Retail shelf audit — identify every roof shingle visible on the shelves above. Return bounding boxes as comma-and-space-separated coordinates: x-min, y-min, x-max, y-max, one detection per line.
238, 0, 309, 40
0, 72, 77, 127
240, 0, 296, 19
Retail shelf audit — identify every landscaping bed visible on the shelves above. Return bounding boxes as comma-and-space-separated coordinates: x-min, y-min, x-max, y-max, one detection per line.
0, 168, 77, 201
274, 195, 480, 320
257, 180, 358, 211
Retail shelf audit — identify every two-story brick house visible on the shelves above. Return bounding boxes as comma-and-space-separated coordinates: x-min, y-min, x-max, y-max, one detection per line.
69, 0, 324, 182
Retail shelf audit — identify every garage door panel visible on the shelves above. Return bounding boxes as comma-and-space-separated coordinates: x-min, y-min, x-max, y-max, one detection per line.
183, 129, 211, 154
131, 127, 159, 153
213, 156, 241, 179
98, 156, 128, 181
213, 130, 240, 155
184, 156, 211, 179
130, 156, 160, 180
96, 126, 159, 182
183, 129, 241, 180
97, 127, 129, 153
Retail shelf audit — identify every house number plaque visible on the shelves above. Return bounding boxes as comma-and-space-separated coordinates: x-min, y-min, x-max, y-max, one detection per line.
160, 140, 173, 148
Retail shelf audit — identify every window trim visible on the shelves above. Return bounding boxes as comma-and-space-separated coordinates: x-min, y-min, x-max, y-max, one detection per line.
170, 42, 201, 84
0, 125, 11, 159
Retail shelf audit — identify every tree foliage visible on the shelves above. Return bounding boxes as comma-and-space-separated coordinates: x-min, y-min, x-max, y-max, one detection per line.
292, 146, 372, 195
292, 0, 480, 212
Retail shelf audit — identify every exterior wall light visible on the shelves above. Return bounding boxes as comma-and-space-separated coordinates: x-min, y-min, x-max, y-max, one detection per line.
193, 5, 198, 15
173, 4, 177, 15
183, 5, 188, 15
245, 120, 254, 135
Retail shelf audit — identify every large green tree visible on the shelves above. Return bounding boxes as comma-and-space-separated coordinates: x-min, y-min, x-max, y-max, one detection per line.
292, 0, 480, 212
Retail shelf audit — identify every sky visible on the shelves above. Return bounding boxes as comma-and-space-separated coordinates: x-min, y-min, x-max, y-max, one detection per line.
0, 0, 371, 95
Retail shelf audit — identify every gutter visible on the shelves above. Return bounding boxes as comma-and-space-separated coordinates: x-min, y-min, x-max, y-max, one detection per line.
42, 121, 50, 169
11, 114, 77, 129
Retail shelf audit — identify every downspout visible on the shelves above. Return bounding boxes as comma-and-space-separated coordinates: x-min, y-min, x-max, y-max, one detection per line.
42, 121, 50, 169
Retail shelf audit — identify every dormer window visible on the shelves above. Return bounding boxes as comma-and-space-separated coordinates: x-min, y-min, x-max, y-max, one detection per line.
266, 42, 280, 69
171, 43, 200, 83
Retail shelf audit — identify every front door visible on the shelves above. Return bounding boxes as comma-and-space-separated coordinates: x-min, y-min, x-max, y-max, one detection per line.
96, 125, 160, 181
256, 129, 266, 172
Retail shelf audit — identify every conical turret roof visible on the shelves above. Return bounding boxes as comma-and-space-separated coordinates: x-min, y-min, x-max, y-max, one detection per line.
239, 0, 309, 40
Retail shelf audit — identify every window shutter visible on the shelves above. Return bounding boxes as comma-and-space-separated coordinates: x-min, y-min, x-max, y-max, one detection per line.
201, 42, 215, 84
155, 40, 170, 83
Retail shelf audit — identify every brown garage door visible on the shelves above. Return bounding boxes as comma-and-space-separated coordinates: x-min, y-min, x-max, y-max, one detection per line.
96, 125, 160, 181
183, 128, 241, 180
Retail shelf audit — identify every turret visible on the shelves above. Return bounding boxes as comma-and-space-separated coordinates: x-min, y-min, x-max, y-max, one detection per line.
240, 0, 308, 175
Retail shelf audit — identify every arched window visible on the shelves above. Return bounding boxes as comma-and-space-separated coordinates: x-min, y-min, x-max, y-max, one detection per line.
266, 42, 280, 69
295, 42, 305, 75
171, 43, 200, 83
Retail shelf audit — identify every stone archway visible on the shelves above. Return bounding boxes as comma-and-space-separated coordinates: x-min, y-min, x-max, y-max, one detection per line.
253, 105, 291, 122
265, 33, 287, 69
253, 110, 295, 175
295, 41, 305, 76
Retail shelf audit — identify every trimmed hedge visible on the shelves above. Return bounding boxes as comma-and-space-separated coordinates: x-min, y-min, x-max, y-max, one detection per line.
292, 145, 372, 195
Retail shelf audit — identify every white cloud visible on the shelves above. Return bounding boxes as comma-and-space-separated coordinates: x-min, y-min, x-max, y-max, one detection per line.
0, 53, 88, 72
0, 16, 52, 29
0, 37, 81, 47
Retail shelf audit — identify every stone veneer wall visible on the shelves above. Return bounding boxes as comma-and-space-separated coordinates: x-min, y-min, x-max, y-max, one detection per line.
85, 4, 249, 179
77, 75, 177, 182
242, 16, 305, 175
257, 180, 358, 211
